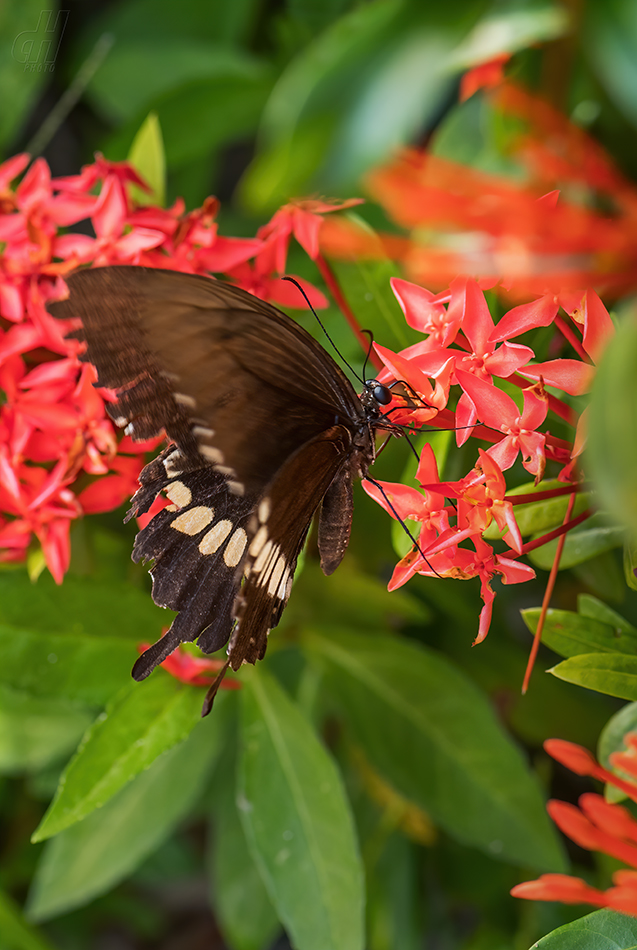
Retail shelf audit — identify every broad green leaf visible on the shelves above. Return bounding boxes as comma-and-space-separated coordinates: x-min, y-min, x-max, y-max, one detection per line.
0, 625, 136, 705
586, 0, 637, 129
209, 745, 280, 950
127, 112, 165, 205
0, 686, 92, 775
0, 887, 56, 950
572, 550, 627, 605
306, 631, 565, 871
521, 607, 637, 658
588, 314, 637, 535
483, 481, 590, 540
238, 667, 364, 950
598, 701, 637, 802
550, 653, 637, 701
27, 705, 227, 921
533, 908, 637, 948
450, 6, 569, 67
527, 516, 624, 571
282, 558, 430, 633
0, 571, 172, 641
33, 674, 205, 841
578, 595, 637, 637
84, 39, 265, 124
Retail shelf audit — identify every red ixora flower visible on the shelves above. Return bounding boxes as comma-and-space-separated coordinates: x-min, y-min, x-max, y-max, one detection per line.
512, 736, 637, 916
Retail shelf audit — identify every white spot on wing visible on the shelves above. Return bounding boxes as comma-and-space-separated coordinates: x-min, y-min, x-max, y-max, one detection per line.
199, 519, 232, 555
227, 480, 245, 496
193, 425, 215, 440
199, 445, 224, 464
224, 528, 247, 567
165, 481, 192, 508
258, 498, 271, 523
253, 540, 274, 575
249, 525, 268, 558
164, 450, 183, 477
170, 506, 214, 535
267, 557, 287, 597
173, 392, 197, 408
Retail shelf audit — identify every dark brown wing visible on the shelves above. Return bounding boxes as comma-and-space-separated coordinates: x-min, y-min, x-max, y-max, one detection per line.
228, 425, 356, 671
48, 265, 364, 495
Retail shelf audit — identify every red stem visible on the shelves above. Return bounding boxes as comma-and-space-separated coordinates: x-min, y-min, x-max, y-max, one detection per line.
315, 253, 383, 371
555, 314, 592, 363
521, 492, 577, 694
509, 484, 583, 505
503, 507, 592, 559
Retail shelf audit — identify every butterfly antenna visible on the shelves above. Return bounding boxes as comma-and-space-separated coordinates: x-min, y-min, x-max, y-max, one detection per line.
363, 475, 443, 579
282, 276, 364, 383
361, 329, 375, 381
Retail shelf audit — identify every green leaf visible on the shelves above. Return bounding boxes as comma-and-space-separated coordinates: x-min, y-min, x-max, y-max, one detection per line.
27, 704, 227, 921
127, 112, 166, 205
33, 674, 205, 841
527, 516, 624, 571
483, 480, 591, 540
550, 653, 637, 701
306, 631, 565, 872
84, 38, 265, 124
0, 686, 92, 775
0, 887, 56, 950
0, 625, 136, 705
598, 701, 637, 802
209, 745, 280, 950
588, 314, 637, 535
238, 666, 364, 950
450, 6, 569, 68
282, 558, 430, 633
0, 571, 173, 641
578, 595, 637, 637
521, 607, 637, 658
533, 908, 637, 948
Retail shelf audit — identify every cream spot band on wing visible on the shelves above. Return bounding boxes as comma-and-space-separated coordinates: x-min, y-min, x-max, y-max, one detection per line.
170, 506, 214, 535
199, 519, 232, 555
164, 481, 192, 508
199, 445, 224, 464
224, 528, 248, 567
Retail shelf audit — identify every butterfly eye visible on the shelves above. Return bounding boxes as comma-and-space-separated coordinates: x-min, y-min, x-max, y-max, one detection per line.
365, 380, 392, 406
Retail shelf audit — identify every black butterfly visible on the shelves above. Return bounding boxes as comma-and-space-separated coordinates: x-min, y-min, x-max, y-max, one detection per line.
49, 265, 397, 711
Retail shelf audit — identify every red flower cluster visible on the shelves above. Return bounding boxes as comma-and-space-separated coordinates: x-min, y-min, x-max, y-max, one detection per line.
363, 275, 610, 642
320, 79, 637, 299
0, 154, 340, 583
512, 737, 637, 916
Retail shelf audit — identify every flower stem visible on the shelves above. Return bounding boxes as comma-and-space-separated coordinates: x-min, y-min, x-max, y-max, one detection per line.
522, 491, 577, 694
555, 314, 592, 363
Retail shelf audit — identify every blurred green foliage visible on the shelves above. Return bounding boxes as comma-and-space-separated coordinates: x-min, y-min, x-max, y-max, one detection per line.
3, 0, 637, 949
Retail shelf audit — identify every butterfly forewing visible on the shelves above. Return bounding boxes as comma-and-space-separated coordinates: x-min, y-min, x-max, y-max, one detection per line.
48, 265, 381, 707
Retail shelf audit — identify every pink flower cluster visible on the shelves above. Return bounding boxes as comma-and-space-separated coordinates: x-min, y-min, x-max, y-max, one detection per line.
364, 276, 613, 641
0, 153, 344, 583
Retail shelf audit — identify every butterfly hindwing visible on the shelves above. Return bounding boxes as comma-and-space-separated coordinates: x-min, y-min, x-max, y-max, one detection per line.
129, 446, 257, 680
229, 426, 355, 669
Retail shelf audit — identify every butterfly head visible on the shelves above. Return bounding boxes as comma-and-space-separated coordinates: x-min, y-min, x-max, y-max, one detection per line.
361, 378, 392, 414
